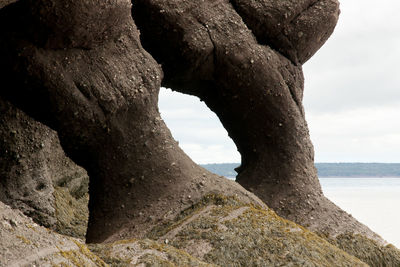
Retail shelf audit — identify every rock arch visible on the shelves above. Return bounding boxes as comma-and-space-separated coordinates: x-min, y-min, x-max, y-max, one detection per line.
0, 0, 261, 243
132, 0, 380, 240
0, 0, 381, 244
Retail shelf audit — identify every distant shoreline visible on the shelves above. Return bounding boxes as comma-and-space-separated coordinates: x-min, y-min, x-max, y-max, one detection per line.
201, 163, 400, 178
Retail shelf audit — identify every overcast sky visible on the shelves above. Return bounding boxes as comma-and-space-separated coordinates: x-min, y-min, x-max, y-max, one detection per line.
158, 0, 400, 164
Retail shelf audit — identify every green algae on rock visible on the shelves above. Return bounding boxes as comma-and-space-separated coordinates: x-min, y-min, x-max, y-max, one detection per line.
146, 195, 367, 267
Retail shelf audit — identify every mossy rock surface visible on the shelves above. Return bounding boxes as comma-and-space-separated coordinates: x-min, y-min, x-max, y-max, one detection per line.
53, 186, 89, 239
0, 201, 105, 266
5, 192, 400, 266
326, 233, 400, 267
146, 195, 367, 267
89, 239, 214, 266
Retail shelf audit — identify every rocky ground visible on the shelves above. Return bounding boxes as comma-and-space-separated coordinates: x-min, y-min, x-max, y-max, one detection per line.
2, 192, 400, 266
0, 201, 102, 267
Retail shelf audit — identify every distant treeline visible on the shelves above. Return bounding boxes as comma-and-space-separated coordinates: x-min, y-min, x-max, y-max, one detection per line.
201, 163, 400, 178
315, 163, 400, 177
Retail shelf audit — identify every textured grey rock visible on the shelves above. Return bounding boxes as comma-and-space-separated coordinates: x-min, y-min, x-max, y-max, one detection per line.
0, 201, 105, 266
0, 98, 88, 236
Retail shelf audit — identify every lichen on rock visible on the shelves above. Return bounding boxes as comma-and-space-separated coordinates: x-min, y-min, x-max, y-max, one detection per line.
146, 195, 367, 267
89, 239, 213, 267
326, 233, 400, 267
0, 201, 104, 267
53, 186, 89, 239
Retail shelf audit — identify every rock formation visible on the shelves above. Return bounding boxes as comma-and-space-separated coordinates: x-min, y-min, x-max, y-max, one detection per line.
92, 195, 368, 267
131, 0, 380, 240
0, 201, 104, 266
3, 195, 380, 266
0, 98, 89, 238
0, 0, 262, 244
1, 0, 400, 266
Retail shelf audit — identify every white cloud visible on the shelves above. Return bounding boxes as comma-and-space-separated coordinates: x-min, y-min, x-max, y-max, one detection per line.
307, 106, 400, 162
302, 0, 400, 162
179, 143, 240, 164
304, 0, 400, 113
158, 88, 240, 163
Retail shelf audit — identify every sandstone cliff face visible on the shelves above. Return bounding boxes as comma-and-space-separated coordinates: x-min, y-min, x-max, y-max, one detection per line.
1, 0, 400, 266
0, 98, 89, 238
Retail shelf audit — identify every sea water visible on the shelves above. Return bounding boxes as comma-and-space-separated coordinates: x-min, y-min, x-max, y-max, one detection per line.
320, 177, 400, 248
